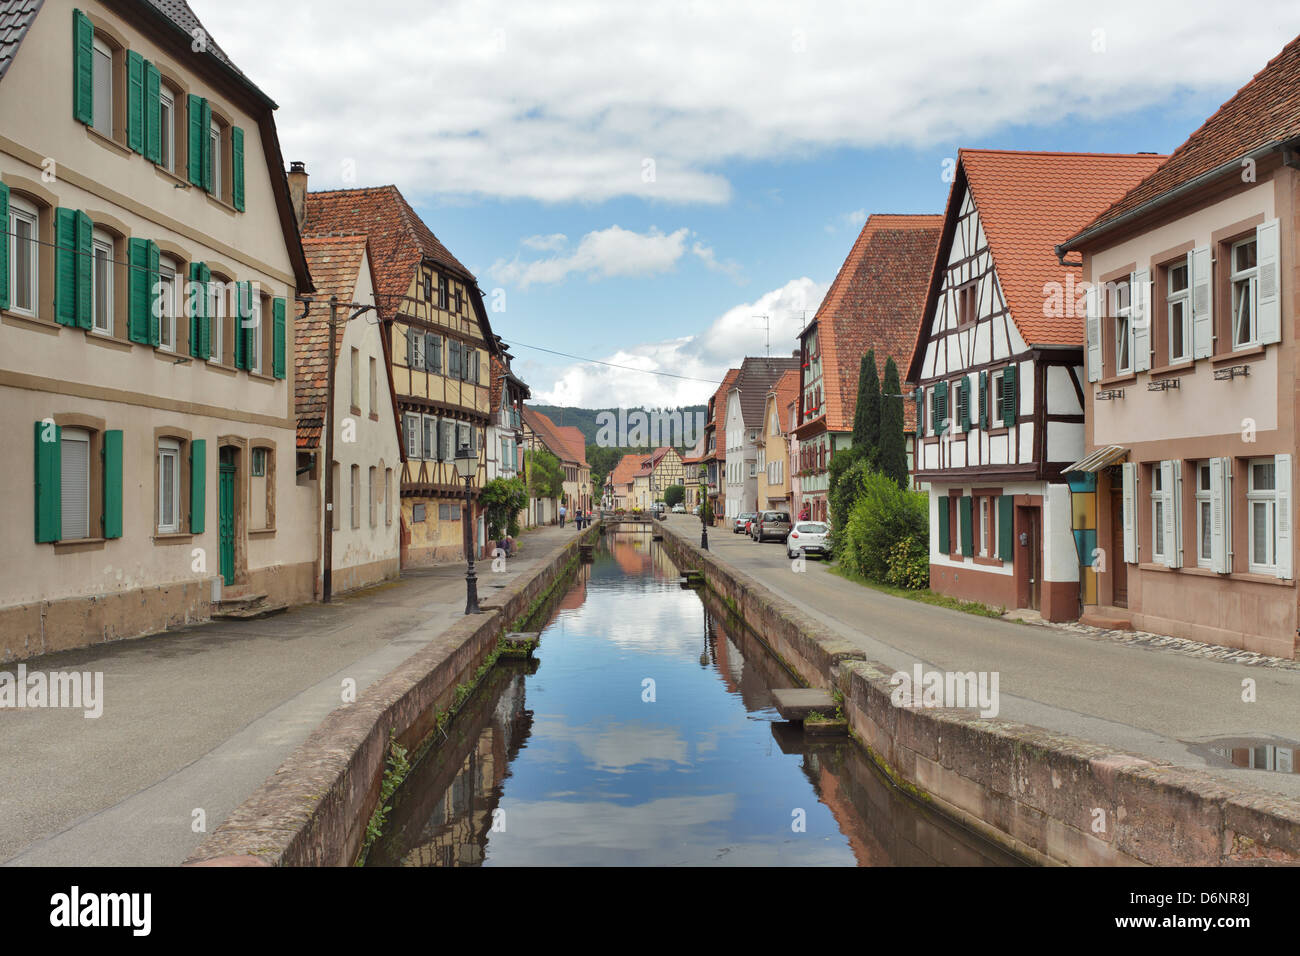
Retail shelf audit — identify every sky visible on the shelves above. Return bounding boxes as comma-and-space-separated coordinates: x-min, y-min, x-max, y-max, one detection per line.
192, 0, 1300, 408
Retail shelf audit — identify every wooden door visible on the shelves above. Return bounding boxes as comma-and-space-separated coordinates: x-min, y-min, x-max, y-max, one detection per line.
1027, 508, 1041, 611
1110, 487, 1128, 607
219, 454, 236, 586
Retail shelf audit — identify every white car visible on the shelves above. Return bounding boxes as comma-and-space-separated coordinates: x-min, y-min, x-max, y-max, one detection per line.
786, 521, 831, 559
671, 504, 686, 513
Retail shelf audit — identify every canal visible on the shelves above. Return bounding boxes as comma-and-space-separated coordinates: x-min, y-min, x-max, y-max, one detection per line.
365, 530, 1022, 866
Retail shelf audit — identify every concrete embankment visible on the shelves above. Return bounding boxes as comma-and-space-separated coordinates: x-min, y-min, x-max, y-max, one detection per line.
185, 524, 600, 867
656, 518, 1300, 866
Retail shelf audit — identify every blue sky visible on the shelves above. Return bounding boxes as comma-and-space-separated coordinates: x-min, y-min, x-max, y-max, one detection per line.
194, 1, 1298, 407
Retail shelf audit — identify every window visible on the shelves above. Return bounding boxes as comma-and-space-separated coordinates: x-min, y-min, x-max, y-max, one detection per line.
249, 295, 262, 373
368, 466, 377, 528
251, 447, 268, 477
980, 497, 991, 557
1231, 237, 1258, 349
159, 87, 175, 172
210, 279, 226, 362
158, 439, 181, 533
1195, 462, 1212, 568
369, 356, 377, 415
1248, 457, 1277, 573
350, 347, 360, 410
157, 257, 178, 351
1151, 466, 1165, 561
437, 274, 448, 310
61, 428, 91, 541
957, 282, 977, 327
423, 416, 438, 460
1167, 258, 1190, 363
8, 195, 38, 316
350, 464, 360, 530
991, 372, 1005, 428
408, 327, 425, 370
210, 119, 223, 200
92, 229, 113, 335
1113, 280, 1132, 373
404, 414, 421, 459
92, 37, 113, 137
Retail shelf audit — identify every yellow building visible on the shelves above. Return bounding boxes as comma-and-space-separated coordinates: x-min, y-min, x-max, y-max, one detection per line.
302, 183, 500, 565
758, 371, 799, 511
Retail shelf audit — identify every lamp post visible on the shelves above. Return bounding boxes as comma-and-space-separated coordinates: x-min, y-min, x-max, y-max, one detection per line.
699, 466, 709, 550
455, 443, 480, 615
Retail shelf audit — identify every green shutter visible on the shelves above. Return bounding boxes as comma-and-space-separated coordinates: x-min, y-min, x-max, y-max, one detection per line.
144, 61, 162, 164
235, 281, 251, 369
128, 238, 151, 343
73, 10, 94, 126
126, 51, 145, 153
75, 211, 93, 329
187, 95, 205, 187
102, 430, 123, 539
231, 127, 245, 212
978, 370, 988, 430
959, 495, 973, 556
147, 240, 161, 346
0, 181, 8, 312
272, 297, 286, 379
201, 99, 213, 193
998, 494, 1014, 560
34, 421, 61, 543
188, 262, 204, 358
937, 494, 949, 553
1002, 365, 1017, 425
935, 381, 948, 434
199, 263, 212, 357
190, 439, 206, 534
960, 381, 971, 432
54, 208, 79, 326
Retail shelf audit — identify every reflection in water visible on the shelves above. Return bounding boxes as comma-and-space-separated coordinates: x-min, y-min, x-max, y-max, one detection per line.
366, 531, 1021, 867
1200, 740, 1298, 774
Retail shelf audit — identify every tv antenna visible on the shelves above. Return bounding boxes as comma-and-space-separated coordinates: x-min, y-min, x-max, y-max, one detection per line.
754, 314, 771, 357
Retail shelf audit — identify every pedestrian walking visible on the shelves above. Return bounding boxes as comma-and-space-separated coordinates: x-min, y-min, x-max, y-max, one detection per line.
559, 503, 567, 528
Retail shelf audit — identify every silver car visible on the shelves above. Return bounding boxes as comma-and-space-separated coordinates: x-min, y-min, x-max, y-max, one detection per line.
786, 521, 831, 558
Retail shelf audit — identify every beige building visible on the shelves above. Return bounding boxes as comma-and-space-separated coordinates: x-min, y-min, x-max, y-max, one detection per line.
0, 0, 315, 659
758, 371, 798, 511
302, 183, 500, 565
295, 235, 402, 596
522, 408, 591, 516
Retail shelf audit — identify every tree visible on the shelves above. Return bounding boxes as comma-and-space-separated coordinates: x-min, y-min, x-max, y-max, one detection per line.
827, 448, 869, 551
664, 484, 685, 507
480, 477, 527, 540
879, 358, 909, 488
527, 448, 565, 501
851, 350, 881, 454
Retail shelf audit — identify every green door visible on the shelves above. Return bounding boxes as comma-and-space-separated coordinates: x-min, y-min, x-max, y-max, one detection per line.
219, 456, 236, 586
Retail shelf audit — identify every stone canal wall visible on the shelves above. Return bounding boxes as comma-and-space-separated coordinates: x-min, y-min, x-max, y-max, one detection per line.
185, 523, 600, 867
655, 518, 1300, 866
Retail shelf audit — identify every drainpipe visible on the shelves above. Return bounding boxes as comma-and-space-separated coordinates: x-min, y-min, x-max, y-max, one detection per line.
323, 296, 338, 603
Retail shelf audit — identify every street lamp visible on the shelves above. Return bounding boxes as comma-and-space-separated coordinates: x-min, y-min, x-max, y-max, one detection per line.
455, 443, 480, 615
699, 465, 709, 551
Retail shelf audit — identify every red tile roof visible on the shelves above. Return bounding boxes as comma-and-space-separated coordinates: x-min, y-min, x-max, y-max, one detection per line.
608, 453, 642, 490
555, 425, 588, 468
295, 235, 369, 449
522, 407, 587, 466
303, 185, 477, 317
805, 214, 942, 435
1068, 34, 1300, 248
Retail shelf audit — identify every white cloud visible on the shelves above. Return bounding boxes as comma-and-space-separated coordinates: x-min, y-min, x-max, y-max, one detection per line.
192, 0, 1298, 204
531, 277, 826, 407
691, 241, 745, 281
521, 233, 568, 251
826, 208, 867, 234
489, 225, 691, 287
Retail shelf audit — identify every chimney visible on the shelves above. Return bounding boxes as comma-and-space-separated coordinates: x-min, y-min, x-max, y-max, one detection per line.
288, 161, 308, 233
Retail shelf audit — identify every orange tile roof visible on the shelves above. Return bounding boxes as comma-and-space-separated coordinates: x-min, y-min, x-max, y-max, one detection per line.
522, 407, 586, 466
910, 150, 1167, 373
555, 425, 588, 468
303, 185, 477, 317
608, 453, 642, 489
805, 214, 942, 435
1066, 33, 1300, 247
295, 235, 370, 449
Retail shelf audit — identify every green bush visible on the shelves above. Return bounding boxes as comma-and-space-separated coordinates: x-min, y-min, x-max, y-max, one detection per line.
839, 470, 928, 582
884, 537, 930, 590
827, 448, 870, 551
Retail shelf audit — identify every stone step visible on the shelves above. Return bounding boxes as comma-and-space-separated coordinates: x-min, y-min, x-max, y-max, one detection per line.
770, 687, 837, 722
1080, 609, 1134, 631
211, 602, 288, 621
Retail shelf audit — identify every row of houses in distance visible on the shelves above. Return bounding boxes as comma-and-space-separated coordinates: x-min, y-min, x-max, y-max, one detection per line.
0, 0, 552, 661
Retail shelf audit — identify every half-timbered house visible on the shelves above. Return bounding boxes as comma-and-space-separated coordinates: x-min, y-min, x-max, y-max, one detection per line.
907, 149, 1166, 621
300, 181, 500, 566
1057, 37, 1300, 659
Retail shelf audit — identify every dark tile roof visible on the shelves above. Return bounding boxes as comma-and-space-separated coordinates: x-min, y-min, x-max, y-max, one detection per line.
731, 356, 800, 430
0, 0, 42, 83
1066, 32, 1300, 247
143, 0, 247, 84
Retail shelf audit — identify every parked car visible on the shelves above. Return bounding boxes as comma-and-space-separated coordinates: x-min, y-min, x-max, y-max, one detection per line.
733, 512, 757, 534
786, 521, 831, 558
671, 504, 686, 513
751, 510, 791, 542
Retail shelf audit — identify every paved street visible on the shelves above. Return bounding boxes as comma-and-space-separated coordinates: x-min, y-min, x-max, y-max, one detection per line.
669, 516, 1300, 800
0, 524, 580, 867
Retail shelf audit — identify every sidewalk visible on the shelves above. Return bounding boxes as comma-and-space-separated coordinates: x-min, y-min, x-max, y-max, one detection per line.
669, 516, 1300, 802
0, 523, 581, 866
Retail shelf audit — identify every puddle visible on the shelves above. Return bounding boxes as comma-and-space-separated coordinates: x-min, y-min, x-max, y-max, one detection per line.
1190, 738, 1299, 773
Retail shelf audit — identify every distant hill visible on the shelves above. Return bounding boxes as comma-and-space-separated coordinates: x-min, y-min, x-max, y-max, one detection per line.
528, 405, 707, 449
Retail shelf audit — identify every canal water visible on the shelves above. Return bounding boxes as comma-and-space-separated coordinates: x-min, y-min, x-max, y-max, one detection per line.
366, 530, 1021, 867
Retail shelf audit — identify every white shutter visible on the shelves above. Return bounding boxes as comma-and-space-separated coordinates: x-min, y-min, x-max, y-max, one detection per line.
1190, 246, 1213, 359
1276, 453, 1292, 579
1122, 461, 1137, 564
1256, 218, 1281, 345
1210, 457, 1228, 574
1085, 281, 1102, 381
1131, 269, 1151, 372
1161, 460, 1182, 569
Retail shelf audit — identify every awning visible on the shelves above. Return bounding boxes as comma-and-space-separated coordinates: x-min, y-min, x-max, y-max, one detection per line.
1064, 445, 1128, 474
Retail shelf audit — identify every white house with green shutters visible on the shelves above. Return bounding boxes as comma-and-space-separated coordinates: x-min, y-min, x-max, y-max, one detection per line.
0, 0, 315, 660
